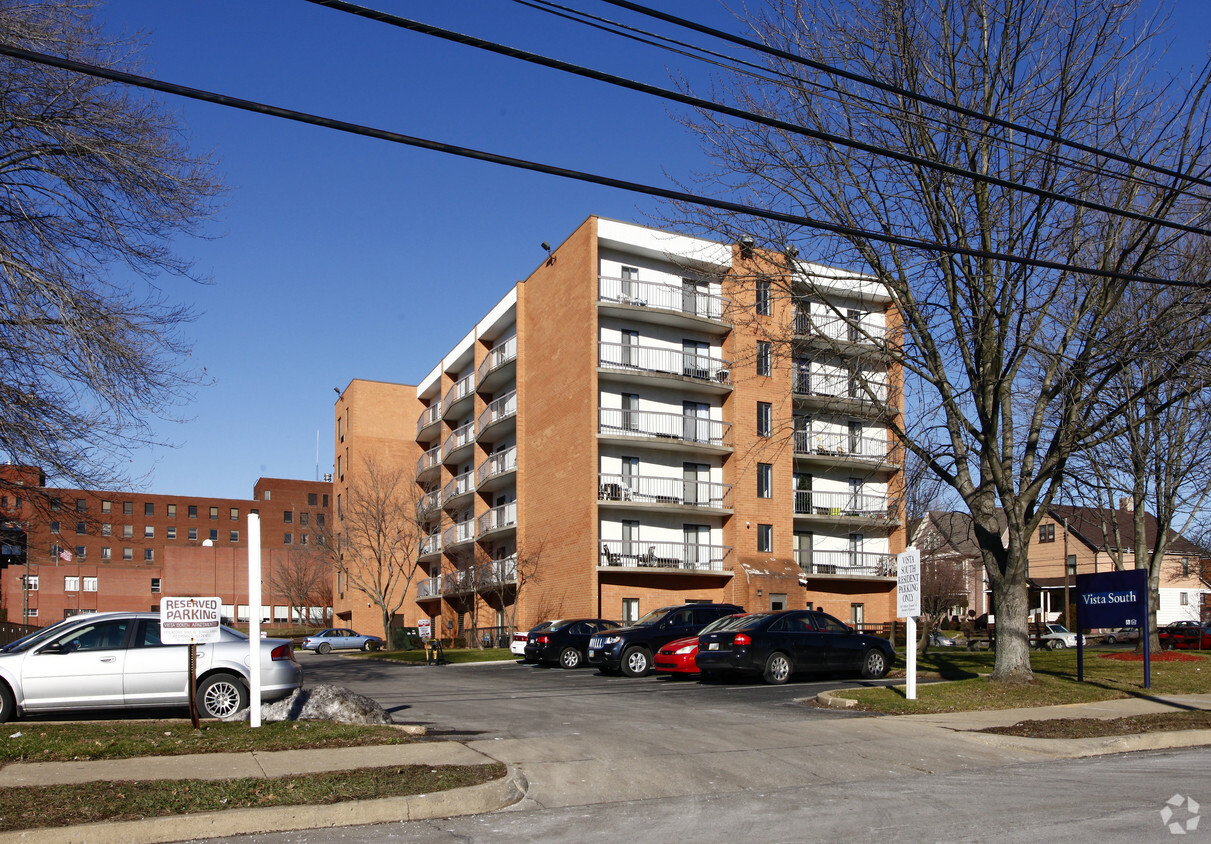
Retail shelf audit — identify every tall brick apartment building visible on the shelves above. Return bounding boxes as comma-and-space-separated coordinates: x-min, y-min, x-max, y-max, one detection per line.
333, 217, 906, 639
1, 465, 332, 626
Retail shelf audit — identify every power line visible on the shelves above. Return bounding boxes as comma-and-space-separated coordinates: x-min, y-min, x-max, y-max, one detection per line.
304, 0, 1211, 240
595, 0, 1211, 195
0, 42, 1203, 289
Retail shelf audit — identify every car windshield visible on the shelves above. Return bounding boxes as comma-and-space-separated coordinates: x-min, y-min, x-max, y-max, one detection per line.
633, 608, 679, 627
1049, 625, 1071, 633
699, 614, 750, 634
530, 620, 561, 633
2, 617, 81, 653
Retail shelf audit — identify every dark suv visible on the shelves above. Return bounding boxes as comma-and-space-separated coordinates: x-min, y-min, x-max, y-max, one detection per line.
587, 603, 745, 677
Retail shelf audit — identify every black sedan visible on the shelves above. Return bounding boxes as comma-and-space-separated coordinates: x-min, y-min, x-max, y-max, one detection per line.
524, 619, 619, 669
696, 609, 895, 684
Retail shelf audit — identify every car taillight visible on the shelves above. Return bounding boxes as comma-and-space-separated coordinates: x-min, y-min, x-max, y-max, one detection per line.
733, 633, 751, 646
534, 634, 550, 644
271, 643, 293, 661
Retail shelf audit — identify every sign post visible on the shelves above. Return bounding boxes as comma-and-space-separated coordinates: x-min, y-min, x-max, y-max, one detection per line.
897, 548, 922, 700
160, 596, 221, 729
248, 513, 262, 728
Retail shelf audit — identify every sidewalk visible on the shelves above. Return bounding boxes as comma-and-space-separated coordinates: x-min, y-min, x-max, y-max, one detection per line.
1, 692, 1208, 843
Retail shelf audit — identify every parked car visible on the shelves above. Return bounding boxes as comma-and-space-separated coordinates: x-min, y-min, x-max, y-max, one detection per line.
512, 620, 563, 661
1039, 623, 1085, 649
587, 603, 745, 677
0, 611, 302, 722
524, 619, 619, 669
654, 614, 750, 677
1159, 620, 1211, 650
300, 628, 384, 654
1104, 627, 1141, 645
695, 609, 895, 684
928, 630, 957, 647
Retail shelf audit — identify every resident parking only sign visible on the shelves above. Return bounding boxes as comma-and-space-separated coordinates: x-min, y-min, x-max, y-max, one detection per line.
897, 548, 921, 617
160, 596, 222, 644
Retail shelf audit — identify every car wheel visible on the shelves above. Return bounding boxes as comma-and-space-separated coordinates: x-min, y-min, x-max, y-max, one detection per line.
1106, 635, 1117, 645
763, 652, 792, 684
198, 673, 249, 719
559, 647, 583, 669
861, 648, 890, 679
0, 682, 14, 724
362, 640, 379, 652
317, 642, 332, 654
621, 647, 651, 677
1052, 640, 1067, 649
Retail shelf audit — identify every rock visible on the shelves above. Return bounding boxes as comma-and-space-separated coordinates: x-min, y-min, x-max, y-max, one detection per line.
225, 683, 395, 725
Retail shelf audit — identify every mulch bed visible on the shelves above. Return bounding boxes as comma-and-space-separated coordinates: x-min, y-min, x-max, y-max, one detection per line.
1099, 651, 1206, 662
981, 710, 1211, 739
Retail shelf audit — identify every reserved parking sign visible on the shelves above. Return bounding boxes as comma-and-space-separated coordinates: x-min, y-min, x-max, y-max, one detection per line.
160, 596, 222, 644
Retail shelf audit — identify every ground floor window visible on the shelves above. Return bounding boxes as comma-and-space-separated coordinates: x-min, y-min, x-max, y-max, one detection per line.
850, 603, 865, 626
622, 598, 639, 626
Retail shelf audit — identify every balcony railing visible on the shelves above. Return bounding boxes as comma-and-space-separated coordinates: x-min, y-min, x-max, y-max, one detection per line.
443, 373, 475, 412
795, 548, 896, 577
419, 489, 443, 514
477, 446, 518, 485
445, 557, 519, 594
793, 430, 899, 462
478, 501, 517, 535
599, 408, 732, 449
599, 342, 731, 385
793, 490, 898, 520
598, 473, 731, 509
793, 370, 889, 403
478, 390, 517, 431
794, 311, 886, 345
417, 574, 442, 598
443, 420, 476, 456
417, 444, 442, 477
600, 539, 731, 571
419, 533, 442, 557
598, 275, 729, 322
416, 402, 442, 436
443, 519, 476, 548
477, 337, 517, 383
443, 469, 475, 501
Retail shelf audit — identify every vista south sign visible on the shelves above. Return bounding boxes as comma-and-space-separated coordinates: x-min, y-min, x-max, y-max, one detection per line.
1074, 569, 1147, 629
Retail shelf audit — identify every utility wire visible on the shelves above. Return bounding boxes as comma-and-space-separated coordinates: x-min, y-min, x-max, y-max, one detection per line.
0, 42, 1203, 289
596, 0, 1211, 195
304, 0, 1211, 239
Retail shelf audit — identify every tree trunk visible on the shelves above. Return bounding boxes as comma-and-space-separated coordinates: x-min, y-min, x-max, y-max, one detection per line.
989, 579, 1034, 683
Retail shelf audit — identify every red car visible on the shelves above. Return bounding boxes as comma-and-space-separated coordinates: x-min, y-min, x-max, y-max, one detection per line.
654, 636, 701, 677
1158, 621, 1211, 650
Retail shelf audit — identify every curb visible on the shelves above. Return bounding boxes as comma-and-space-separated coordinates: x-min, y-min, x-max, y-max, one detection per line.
815, 689, 860, 709
961, 728, 1211, 758
0, 766, 528, 844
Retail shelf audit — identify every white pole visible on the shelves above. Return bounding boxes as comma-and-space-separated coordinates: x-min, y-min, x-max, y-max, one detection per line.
905, 616, 917, 700
248, 513, 262, 728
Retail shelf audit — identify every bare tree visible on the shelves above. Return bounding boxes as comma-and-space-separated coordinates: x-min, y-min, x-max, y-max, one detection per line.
328, 457, 425, 644
270, 544, 330, 628
675, 0, 1211, 682
0, 1, 223, 496
479, 538, 546, 643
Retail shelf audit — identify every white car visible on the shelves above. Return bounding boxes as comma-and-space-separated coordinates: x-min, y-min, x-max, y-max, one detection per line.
1040, 623, 1085, 649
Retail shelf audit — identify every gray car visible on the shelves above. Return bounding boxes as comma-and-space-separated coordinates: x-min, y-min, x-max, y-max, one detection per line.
0, 611, 303, 721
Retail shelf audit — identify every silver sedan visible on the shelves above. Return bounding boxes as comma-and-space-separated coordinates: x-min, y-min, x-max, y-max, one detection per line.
0, 611, 302, 721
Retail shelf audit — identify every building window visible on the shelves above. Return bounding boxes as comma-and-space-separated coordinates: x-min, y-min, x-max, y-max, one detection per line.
25, 575, 38, 591
122, 525, 133, 539
1180, 592, 1189, 606
101, 500, 112, 514
284, 533, 293, 545
230, 507, 239, 520
770, 593, 787, 611
50, 497, 61, 512
167, 503, 177, 518
300, 534, 309, 545
1182, 557, 1191, 577
622, 598, 639, 626
50, 521, 60, 534
316, 513, 325, 527
144, 502, 154, 517
100, 547, 111, 560
851, 603, 865, 626
144, 549, 154, 561
757, 524, 773, 553
230, 530, 239, 542
756, 341, 771, 376
1039, 523, 1055, 543
323, 494, 329, 508
284, 511, 293, 524
188, 505, 198, 519
122, 547, 133, 560
75, 546, 86, 559
188, 528, 198, 541
263, 490, 272, 501
757, 463, 773, 498
300, 512, 309, 526
209, 506, 219, 520
83, 576, 97, 592
1066, 555, 1077, 576
144, 526, 154, 538
308, 493, 318, 506
209, 529, 218, 541
123, 501, 133, 516
167, 526, 176, 540
151, 578, 161, 593
101, 523, 111, 536
757, 402, 772, 438
756, 279, 771, 315
75, 521, 86, 535
75, 499, 87, 513
64, 576, 79, 591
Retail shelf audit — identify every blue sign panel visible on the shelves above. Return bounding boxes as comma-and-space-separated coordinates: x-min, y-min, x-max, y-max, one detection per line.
1074, 569, 1148, 629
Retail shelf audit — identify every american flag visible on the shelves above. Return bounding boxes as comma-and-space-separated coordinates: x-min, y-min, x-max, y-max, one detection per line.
58, 548, 72, 562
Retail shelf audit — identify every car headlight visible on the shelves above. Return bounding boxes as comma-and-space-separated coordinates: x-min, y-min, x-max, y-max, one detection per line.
674, 644, 696, 655
600, 635, 621, 645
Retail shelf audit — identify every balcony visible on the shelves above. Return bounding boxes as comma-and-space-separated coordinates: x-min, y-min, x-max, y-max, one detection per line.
795, 548, 897, 578
598, 408, 732, 452
443, 373, 475, 418
477, 337, 517, 393
599, 539, 732, 572
417, 574, 442, 599
418, 489, 442, 517
477, 501, 517, 537
416, 402, 442, 438
443, 518, 476, 548
477, 446, 518, 490
793, 370, 891, 418
416, 444, 442, 481
597, 473, 732, 512
443, 421, 476, 461
794, 311, 887, 349
598, 342, 732, 389
793, 430, 902, 471
418, 533, 442, 559
793, 490, 900, 525
443, 469, 476, 506
442, 557, 518, 595
598, 275, 730, 329
477, 390, 517, 435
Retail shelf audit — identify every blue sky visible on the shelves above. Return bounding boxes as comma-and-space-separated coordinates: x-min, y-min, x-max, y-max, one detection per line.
90, 0, 1210, 499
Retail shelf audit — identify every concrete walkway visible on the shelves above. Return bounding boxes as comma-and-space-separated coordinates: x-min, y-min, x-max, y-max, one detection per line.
1, 691, 1208, 844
